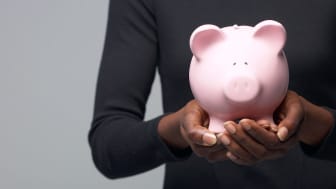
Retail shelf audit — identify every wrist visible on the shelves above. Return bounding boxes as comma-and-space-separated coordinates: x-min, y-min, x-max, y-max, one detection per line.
157, 109, 189, 149
298, 96, 334, 146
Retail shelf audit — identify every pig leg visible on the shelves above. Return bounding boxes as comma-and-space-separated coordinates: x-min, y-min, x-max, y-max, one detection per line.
208, 116, 226, 133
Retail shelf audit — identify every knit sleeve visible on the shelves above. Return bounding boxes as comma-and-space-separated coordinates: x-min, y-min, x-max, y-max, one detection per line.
88, 0, 190, 179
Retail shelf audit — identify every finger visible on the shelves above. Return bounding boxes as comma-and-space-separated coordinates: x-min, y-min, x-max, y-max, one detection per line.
181, 124, 217, 146
182, 111, 217, 146
240, 119, 280, 147
190, 140, 225, 158
193, 138, 226, 153
276, 91, 304, 141
223, 122, 268, 160
219, 132, 256, 164
261, 136, 298, 160
182, 108, 205, 130
226, 151, 254, 166
271, 133, 298, 150
257, 119, 278, 132
277, 105, 303, 141
186, 100, 210, 127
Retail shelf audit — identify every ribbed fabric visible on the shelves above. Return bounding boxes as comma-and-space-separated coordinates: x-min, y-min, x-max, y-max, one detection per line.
89, 0, 336, 188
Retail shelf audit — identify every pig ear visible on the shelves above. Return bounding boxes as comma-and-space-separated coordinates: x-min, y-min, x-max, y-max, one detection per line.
190, 25, 224, 60
253, 20, 286, 52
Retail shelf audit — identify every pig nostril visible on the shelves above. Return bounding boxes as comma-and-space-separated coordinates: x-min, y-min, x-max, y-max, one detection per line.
244, 62, 248, 65
233, 62, 237, 66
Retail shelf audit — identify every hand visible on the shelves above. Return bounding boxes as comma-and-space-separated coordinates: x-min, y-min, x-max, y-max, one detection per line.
297, 95, 334, 146
274, 90, 305, 141
179, 100, 229, 162
217, 91, 304, 165
217, 119, 297, 165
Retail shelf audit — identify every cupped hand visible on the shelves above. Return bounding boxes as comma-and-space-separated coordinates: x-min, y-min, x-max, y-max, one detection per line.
218, 90, 304, 165
218, 119, 297, 165
274, 90, 305, 141
179, 100, 228, 162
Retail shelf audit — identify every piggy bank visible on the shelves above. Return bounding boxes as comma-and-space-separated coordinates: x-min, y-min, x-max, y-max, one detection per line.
189, 20, 289, 133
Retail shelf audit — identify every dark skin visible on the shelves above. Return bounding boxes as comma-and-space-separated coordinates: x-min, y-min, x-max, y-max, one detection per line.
158, 90, 334, 164
158, 99, 227, 161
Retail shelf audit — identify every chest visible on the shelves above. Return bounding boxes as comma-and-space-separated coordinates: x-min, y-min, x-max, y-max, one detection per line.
156, 0, 335, 77
155, 0, 335, 106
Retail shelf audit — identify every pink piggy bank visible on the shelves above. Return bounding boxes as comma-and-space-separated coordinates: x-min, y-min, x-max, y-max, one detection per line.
189, 20, 289, 133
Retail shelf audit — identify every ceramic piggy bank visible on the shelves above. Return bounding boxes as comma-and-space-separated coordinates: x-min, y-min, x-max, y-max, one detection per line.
189, 20, 289, 133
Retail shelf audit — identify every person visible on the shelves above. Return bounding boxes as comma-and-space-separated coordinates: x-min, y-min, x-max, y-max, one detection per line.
88, 0, 336, 188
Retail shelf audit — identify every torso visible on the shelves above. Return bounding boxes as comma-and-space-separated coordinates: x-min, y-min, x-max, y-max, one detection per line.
153, 0, 336, 188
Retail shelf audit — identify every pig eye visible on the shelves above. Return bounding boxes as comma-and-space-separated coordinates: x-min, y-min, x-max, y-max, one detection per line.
244, 62, 248, 65
233, 62, 237, 66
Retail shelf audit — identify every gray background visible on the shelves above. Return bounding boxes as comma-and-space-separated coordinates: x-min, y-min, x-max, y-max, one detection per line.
1, 0, 164, 188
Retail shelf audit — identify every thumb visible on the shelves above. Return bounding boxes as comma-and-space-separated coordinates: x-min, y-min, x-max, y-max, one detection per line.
277, 106, 304, 141
187, 125, 217, 146
182, 103, 215, 146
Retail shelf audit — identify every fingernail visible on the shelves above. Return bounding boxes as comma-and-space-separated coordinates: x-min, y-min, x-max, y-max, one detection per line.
203, 133, 217, 146
277, 127, 288, 141
216, 133, 224, 138
227, 152, 238, 160
221, 135, 231, 145
242, 123, 251, 130
224, 124, 236, 134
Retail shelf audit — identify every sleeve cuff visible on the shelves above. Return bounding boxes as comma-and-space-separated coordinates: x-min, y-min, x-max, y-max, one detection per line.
300, 107, 336, 161
146, 114, 192, 162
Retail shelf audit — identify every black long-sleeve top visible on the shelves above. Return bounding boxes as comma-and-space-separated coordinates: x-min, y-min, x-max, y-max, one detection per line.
89, 0, 336, 188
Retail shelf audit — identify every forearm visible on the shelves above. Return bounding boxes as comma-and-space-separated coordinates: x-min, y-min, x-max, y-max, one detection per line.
89, 115, 181, 179
299, 96, 335, 146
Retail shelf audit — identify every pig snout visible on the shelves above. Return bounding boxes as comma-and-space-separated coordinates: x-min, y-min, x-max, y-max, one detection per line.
223, 74, 260, 103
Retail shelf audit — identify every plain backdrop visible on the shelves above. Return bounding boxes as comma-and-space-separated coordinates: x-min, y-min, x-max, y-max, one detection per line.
0, 0, 164, 188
